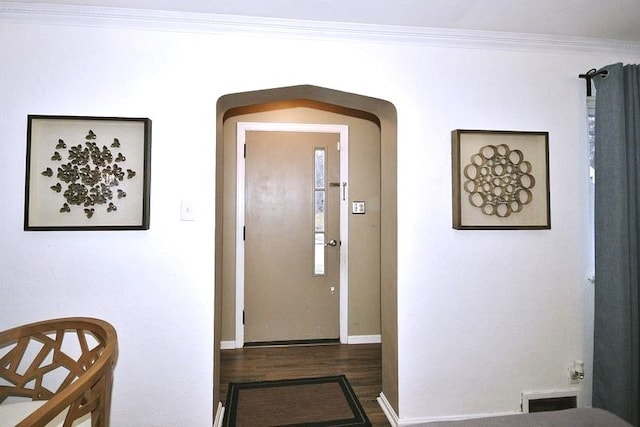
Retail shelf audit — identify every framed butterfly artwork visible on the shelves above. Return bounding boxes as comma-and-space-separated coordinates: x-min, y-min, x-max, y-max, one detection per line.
24, 115, 152, 230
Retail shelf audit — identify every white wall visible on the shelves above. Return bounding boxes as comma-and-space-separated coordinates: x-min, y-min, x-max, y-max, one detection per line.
1, 5, 638, 425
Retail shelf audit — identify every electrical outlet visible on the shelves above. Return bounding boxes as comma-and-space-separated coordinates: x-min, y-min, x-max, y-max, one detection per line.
569, 367, 579, 384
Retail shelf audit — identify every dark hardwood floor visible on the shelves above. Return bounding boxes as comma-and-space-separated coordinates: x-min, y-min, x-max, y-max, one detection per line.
220, 343, 390, 426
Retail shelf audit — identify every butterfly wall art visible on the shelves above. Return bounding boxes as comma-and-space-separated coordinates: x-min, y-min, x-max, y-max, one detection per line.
25, 115, 152, 230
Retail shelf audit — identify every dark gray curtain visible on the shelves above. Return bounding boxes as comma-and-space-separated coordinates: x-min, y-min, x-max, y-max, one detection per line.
593, 62, 640, 426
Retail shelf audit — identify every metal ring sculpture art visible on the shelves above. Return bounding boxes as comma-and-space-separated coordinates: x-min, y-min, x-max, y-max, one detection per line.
463, 144, 535, 217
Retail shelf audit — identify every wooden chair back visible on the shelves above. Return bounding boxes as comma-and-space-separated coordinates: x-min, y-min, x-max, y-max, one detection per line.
0, 317, 118, 426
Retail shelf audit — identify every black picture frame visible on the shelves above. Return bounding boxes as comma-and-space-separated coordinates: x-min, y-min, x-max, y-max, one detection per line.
452, 129, 550, 230
25, 115, 152, 230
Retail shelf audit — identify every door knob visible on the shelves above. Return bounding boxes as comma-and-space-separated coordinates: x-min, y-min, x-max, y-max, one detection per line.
325, 239, 338, 247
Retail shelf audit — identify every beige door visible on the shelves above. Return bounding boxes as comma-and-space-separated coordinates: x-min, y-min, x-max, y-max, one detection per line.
244, 130, 340, 343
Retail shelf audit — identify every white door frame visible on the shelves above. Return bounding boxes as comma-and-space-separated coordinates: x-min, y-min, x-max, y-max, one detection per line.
235, 122, 349, 348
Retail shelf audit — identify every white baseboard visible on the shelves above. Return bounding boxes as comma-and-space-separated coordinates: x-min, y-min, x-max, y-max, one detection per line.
220, 340, 236, 350
397, 411, 521, 426
213, 401, 224, 427
347, 334, 381, 344
377, 393, 521, 427
377, 392, 399, 427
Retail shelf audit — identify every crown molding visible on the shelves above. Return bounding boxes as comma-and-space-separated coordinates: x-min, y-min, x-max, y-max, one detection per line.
2, 1, 640, 54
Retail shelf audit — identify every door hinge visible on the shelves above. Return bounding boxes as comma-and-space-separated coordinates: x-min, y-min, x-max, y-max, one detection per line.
337, 142, 340, 151
243, 226, 246, 241
242, 310, 245, 325
244, 143, 247, 158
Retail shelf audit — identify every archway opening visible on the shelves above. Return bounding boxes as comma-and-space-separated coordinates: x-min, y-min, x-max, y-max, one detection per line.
214, 85, 398, 416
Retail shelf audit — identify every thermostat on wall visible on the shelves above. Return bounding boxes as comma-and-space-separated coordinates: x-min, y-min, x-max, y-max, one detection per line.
352, 201, 366, 214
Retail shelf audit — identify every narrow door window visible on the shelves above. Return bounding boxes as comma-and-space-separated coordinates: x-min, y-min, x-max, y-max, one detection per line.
314, 148, 326, 275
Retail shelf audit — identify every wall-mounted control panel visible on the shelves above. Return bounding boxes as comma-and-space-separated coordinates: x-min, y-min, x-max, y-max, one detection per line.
352, 201, 366, 214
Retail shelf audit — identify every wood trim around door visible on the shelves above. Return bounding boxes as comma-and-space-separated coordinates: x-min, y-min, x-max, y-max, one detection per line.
235, 122, 349, 347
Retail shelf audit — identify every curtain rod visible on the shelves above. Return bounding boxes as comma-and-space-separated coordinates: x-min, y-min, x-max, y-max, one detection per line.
578, 68, 609, 97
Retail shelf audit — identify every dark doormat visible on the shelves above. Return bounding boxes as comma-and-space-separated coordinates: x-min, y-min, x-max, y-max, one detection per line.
223, 375, 371, 426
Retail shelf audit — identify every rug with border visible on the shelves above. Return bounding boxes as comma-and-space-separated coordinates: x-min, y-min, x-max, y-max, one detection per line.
223, 374, 371, 426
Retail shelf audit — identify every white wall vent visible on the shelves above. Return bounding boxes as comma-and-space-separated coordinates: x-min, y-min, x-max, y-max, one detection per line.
521, 390, 579, 413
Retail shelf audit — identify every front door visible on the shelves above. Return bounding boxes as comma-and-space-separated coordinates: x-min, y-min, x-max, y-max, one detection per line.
243, 129, 341, 344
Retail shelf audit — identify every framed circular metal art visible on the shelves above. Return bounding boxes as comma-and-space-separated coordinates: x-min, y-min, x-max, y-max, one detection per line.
452, 129, 550, 230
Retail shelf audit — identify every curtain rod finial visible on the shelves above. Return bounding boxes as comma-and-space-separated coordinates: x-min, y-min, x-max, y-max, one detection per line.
579, 68, 608, 97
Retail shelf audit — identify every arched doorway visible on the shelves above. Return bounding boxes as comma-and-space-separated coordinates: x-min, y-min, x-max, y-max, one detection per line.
214, 85, 398, 417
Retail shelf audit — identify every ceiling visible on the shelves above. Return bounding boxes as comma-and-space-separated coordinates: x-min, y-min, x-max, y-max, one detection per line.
10, 0, 640, 42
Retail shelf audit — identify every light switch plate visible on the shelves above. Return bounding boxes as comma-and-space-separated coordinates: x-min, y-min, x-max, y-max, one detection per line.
352, 201, 366, 214
181, 199, 196, 221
